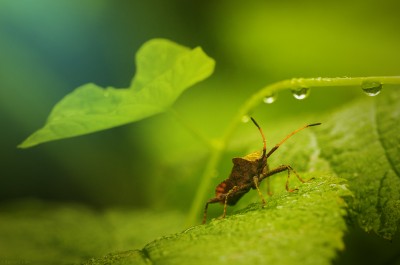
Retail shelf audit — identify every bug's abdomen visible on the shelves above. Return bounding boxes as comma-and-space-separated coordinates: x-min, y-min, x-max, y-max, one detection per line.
215, 179, 251, 206
215, 179, 233, 197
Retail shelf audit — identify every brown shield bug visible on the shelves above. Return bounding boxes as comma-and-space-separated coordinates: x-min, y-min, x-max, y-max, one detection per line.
202, 117, 321, 224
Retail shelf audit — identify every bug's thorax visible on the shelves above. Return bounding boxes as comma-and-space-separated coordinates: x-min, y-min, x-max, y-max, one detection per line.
215, 150, 267, 198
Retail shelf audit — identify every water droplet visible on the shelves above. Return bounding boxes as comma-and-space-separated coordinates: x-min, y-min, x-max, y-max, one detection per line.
263, 93, 277, 104
241, 115, 250, 123
291, 87, 310, 100
361, 81, 382, 96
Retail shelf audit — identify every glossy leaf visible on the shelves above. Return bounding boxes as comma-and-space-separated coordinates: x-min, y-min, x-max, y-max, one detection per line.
316, 88, 400, 239
85, 176, 351, 265
18, 39, 215, 148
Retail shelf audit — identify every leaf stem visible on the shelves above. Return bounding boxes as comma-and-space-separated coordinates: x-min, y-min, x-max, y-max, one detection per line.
185, 76, 400, 226
185, 146, 224, 226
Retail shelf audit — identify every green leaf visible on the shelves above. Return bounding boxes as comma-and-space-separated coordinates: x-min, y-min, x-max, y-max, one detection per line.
18, 39, 215, 148
83, 250, 151, 265
316, 88, 400, 239
85, 176, 351, 265
0, 200, 184, 265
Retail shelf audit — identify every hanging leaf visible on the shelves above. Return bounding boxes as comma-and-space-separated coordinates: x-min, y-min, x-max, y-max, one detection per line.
18, 39, 215, 148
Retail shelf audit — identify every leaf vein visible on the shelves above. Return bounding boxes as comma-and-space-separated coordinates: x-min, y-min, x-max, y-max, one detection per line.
374, 101, 400, 179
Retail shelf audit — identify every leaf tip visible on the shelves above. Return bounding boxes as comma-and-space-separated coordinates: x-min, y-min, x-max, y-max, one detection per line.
17, 138, 37, 149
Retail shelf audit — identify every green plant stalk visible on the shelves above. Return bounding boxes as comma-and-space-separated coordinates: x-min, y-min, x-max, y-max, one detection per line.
185, 76, 400, 226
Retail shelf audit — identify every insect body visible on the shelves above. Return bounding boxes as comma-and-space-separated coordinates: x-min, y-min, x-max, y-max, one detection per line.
202, 118, 321, 224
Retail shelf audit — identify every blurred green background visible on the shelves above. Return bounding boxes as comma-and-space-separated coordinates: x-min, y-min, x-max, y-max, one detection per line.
1, 0, 400, 263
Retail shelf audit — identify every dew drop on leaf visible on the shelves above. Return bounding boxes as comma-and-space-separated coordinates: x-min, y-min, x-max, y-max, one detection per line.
361, 80, 382, 96
263, 93, 277, 104
242, 115, 250, 123
291, 87, 310, 100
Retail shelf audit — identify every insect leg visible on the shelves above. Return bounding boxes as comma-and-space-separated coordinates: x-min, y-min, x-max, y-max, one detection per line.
263, 162, 273, 196
284, 165, 299, 192
259, 164, 311, 192
202, 202, 210, 224
222, 186, 238, 219
202, 197, 222, 224
272, 165, 308, 192
253, 176, 266, 206
259, 164, 288, 182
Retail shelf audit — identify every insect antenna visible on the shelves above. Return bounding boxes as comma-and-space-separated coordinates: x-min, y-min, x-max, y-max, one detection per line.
250, 117, 267, 158
266, 123, 321, 158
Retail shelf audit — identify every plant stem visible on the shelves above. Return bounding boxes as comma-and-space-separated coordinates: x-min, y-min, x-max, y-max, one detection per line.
185, 145, 224, 226
185, 76, 400, 226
